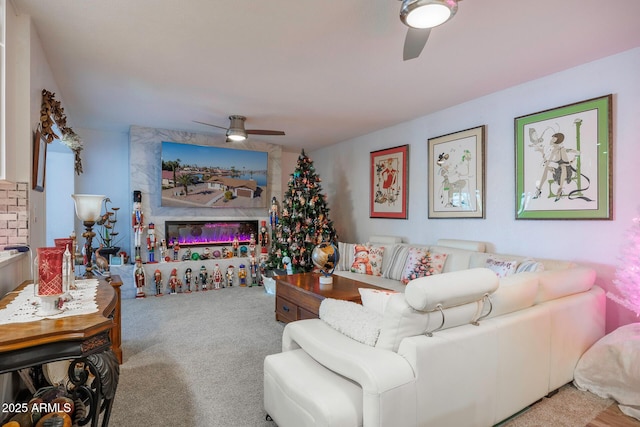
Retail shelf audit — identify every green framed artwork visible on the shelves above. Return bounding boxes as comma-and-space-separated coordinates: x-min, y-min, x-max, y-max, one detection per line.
515, 94, 612, 220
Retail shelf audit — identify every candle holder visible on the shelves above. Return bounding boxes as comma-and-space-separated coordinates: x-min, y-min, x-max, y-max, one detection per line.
72, 194, 106, 277
34, 246, 65, 316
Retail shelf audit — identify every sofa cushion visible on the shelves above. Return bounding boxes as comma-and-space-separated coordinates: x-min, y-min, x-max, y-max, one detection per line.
485, 272, 539, 319
436, 239, 486, 252
336, 242, 356, 271
383, 243, 432, 280
427, 245, 477, 273
516, 258, 545, 273
404, 268, 499, 312
400, 248, 447, 284
358, 288, 398, 315
350, 244, 385, 276
485, 256, 519, 277
319, 298, 382, 346
535, 267, 596, 303
333, 270, 407, 293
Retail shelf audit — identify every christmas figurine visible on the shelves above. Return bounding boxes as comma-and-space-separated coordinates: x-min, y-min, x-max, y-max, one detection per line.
154, 269, 163, 296
259, 220, 269, 247
199, 265, 208, 291
202, 247, 211, 259
232, 234, 240, 257
184, 267, 192, 293
250, 255, 258, 286
160, 239, 168, 262
226, 265, 235, 287
283, 256, 293, 275
169, 268, 181, 294
249, 233, 256, 257
133, 256, 146, 298
213, 264, 224, 289
270, 197, 279, 226
238, 264, 247, 287
147, 223, 157, 263
181, 247, 192, 261
173, 243, 180, 261
132, 191, 144, 259
259, 259, 267, 285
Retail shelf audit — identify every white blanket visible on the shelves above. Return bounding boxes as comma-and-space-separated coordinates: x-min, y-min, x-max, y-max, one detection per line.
319, 298, 382, 346
573, 322, 640, 420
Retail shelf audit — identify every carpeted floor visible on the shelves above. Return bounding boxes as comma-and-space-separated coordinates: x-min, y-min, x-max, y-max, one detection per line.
111, 286, 284, 426
111, 286, 618, 427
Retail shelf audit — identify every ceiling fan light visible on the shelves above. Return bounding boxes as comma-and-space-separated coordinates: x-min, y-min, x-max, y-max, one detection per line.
401, 0, 457, 29
226, 130, 247, 142
226, 115, 248, 141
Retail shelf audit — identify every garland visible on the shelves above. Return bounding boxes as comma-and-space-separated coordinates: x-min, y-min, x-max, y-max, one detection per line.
40, 89, 84, 175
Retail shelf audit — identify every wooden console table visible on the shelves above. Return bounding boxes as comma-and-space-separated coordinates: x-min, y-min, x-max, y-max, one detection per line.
0, 278, 120, 427
275, 273, 383, 323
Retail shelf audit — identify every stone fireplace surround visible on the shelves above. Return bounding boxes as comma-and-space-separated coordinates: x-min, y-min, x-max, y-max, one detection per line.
129, 125, 282, 262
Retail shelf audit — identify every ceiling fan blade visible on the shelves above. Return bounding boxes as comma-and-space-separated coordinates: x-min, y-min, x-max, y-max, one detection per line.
193, 120, 228, 131
246, 129, 286, 136
403, 27, 431, 61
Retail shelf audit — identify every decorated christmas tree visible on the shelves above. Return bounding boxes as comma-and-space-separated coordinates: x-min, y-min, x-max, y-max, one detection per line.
608, 214, 640, 317
268, 150, 338, 273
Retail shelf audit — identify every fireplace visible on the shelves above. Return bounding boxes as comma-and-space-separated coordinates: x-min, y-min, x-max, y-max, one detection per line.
165, 220, 259, 247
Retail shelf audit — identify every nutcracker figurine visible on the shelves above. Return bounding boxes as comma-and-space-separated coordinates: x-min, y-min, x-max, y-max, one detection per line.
269, 197, 279, 227
238, 264, 247, 287
249, 233, 256, 257
184, 267, 192, 293
250, 255, 258, 286
173, 243, 180, 261
259, 220, 268, 248
169, 268, 181, 294
147, 223, 157, 263
212, 264, 224, 289
226, 265, 235, 287
199, 265, 208, 291
153, 269, 163, 296
232, 233, 240, 257
132, 191, 144, 260
133, 256, 146, 298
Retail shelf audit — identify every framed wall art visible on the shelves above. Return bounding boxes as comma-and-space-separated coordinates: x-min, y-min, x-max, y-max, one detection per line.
515, 94, 612, 220
370, 144, 408, 219
428, 125, 485, 218
32, 127, 47, 192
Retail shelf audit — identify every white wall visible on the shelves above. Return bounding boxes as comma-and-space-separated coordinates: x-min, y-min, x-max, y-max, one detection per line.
311, 48, 640, 332
45, 147, 75, 244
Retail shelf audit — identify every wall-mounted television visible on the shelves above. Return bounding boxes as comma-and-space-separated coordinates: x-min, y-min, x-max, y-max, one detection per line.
161, 141, 269, 208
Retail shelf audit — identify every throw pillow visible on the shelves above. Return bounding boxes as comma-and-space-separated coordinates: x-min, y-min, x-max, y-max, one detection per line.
350, 244, 385, 276
336, 242, 356, 271
485, 256, 519, 277
400, 248, 447, 285
358, 288, 398, 315
516, 258, 545, 273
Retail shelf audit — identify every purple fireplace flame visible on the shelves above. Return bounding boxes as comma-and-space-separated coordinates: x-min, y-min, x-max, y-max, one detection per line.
166, 220, 258, 247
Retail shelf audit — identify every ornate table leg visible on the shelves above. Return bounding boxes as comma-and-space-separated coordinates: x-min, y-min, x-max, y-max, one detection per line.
67, 350, 120, 427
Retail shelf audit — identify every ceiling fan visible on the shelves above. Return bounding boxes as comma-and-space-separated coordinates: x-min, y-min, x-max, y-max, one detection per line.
400, 0, 461, 61
193, 115, 286, 142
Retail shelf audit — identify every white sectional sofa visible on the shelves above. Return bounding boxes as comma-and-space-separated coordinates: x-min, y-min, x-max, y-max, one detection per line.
264, 237, 606, 427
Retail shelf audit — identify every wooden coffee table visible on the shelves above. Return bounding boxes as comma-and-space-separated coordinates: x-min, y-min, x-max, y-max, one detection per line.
274, 272, 383, 323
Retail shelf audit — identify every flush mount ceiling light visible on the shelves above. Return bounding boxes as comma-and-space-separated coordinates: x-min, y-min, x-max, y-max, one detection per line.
226, 115, 248, 142
400, 0, 458, 29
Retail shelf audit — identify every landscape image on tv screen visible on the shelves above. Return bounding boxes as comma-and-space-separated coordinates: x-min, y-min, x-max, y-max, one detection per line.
161, 141, 269, 208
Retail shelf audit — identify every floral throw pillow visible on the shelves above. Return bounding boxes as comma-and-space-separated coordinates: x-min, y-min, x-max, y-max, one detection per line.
400, 248, 448, 284
350, 244, 385, 276
485, 256, 519, 277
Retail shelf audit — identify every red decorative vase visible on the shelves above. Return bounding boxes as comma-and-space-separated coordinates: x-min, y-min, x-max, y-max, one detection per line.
54, 238, 74, 251
37, 247, 65, 296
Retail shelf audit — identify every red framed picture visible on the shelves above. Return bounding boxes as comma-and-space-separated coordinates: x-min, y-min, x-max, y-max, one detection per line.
370, 145, 408, 219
